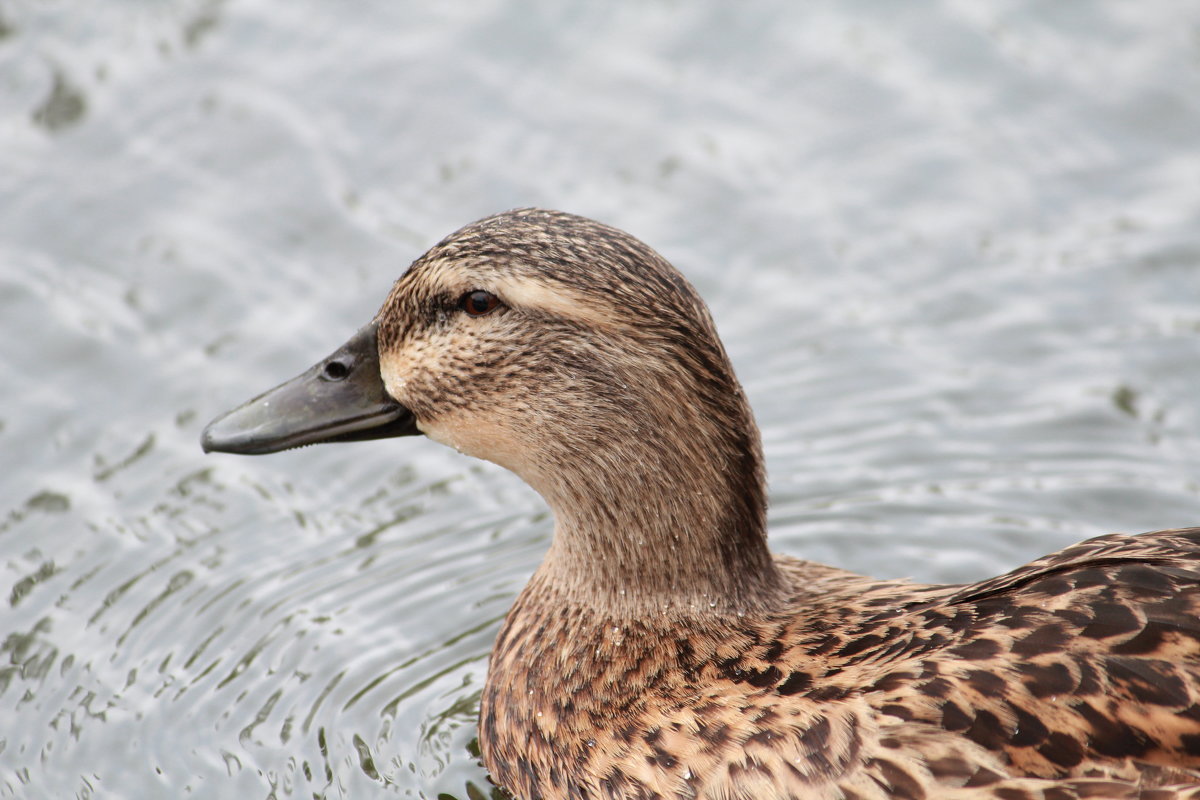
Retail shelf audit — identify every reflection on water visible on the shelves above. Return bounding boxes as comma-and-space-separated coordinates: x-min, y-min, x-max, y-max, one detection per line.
30, 70, 86, 132
3, 1, 1200, 797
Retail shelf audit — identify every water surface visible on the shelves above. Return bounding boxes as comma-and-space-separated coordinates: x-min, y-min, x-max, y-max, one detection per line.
3, 2, 1200, 797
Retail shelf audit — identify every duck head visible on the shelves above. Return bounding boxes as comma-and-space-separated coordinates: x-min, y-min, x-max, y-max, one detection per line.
203, 209, 781, 611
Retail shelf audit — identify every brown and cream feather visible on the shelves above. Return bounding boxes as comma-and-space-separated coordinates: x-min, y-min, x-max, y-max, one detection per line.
214, 209, 1200, 799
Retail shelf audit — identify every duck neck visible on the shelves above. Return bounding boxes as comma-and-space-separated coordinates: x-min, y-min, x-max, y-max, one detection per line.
528, 384, 784, 618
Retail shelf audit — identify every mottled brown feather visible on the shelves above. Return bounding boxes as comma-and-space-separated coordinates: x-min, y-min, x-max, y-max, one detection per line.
361, 210, 1200, 798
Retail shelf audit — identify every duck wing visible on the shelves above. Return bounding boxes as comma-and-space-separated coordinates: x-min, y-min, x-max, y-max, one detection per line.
854, 527, 1200, 791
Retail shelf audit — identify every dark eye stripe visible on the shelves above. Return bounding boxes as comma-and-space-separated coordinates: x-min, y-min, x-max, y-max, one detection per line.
460, 290, 502, 317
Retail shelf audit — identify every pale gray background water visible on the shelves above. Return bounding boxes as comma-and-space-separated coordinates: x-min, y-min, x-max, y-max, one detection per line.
3, 2, 1200, 798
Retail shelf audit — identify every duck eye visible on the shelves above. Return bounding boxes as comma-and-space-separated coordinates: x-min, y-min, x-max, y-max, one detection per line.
460, 290, 501, 317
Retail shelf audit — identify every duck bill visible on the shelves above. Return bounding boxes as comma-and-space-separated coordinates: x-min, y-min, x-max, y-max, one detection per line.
200, 322, 419, 455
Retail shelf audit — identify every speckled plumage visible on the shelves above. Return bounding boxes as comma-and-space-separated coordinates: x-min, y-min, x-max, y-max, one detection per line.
484, 532, 1200, 799
212, 209, 1200, 799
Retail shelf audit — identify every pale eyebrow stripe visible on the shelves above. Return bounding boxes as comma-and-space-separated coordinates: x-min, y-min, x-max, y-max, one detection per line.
412, 258, 624, 328
497, 276, 622, 328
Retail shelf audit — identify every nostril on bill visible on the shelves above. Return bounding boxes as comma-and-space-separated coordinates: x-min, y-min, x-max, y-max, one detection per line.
323, 360, 350, 380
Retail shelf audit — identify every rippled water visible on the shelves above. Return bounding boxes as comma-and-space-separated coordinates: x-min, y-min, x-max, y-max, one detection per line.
3, 2, 1200, 798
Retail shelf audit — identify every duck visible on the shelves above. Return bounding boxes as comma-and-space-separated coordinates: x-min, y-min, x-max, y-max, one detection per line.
202, 208, 1200, 800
